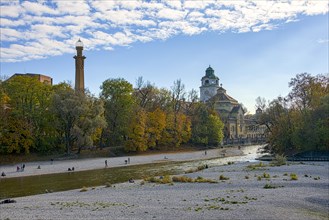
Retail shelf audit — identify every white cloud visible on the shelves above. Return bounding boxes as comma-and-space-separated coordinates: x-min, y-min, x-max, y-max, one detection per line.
0, 28, 22, 41
22, 1, 58, 15
1, 0, 328, 62
0, 3, 24, 18
157, 8, 187, 20
0, 17, 25, 27
53, 0, 90, 15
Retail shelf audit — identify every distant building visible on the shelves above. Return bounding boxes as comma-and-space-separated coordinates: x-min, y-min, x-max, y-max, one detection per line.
199, 66, 266, 144
8, 73, 53, 85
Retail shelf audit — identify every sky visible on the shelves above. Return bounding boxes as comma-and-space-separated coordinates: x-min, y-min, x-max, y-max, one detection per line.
1, 0, 328, 114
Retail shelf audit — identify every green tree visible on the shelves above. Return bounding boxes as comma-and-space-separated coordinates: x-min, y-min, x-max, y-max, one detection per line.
1, 76, 55, 154
100, 78, 134, 146
51, 87, 106, 154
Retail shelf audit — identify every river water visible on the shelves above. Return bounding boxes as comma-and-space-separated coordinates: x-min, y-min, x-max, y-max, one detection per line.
0, 145, 263, 199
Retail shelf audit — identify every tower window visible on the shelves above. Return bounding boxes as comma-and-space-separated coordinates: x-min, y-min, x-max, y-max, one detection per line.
205, 80, 209, 84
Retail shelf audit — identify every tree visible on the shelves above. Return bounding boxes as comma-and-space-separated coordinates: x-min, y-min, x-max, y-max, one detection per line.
100, 78, 134, 146
145, 108, 166, 149
261, 73, 329, 155
51, 87, 106, 154
124, 108, 147, 152
191, 104, 224, 146
1, 76, 55, 154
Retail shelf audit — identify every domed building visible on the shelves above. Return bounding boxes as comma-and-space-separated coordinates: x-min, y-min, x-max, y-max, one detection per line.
200, 66, 265, 143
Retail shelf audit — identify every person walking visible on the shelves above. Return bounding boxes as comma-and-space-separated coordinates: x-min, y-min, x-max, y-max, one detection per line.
105, 160, 108, 167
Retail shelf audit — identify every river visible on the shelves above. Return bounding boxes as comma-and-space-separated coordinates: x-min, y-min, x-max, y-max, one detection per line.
0, 145, 263, 199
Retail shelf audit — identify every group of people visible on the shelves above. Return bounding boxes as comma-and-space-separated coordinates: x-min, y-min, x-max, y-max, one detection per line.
124, 157, 130, 165
16, 164, 25, 172
67, 167, 75, 171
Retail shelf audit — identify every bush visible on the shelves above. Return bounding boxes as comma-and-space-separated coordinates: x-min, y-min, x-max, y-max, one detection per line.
290, 173, 298, 180
271, 154, 287, 166
263, 172, 270, 179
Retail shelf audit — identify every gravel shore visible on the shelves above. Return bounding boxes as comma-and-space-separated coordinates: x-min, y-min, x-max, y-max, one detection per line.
1, 160, 328, 220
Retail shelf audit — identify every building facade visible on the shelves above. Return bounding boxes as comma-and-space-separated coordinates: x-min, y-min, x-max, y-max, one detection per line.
8, 73, 53, 85
199, 66, 266, 144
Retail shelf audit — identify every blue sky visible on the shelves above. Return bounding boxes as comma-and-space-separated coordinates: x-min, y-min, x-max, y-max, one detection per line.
1, 0, 328, 113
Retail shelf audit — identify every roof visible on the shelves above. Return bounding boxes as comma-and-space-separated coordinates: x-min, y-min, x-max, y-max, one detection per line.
202, 66, 219, 80
210, 91, 238, 104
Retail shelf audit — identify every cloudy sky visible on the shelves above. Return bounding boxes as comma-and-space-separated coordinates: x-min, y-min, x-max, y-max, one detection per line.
1, 0, 328, 113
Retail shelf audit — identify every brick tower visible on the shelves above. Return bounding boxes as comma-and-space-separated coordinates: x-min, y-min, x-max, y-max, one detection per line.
74, 39, 86, 92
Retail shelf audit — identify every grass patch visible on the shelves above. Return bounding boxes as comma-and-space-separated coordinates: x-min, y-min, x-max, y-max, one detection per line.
247, 162, 266, 170
219, 174, 230, 180
195, 176, 218, 183
144, 175, 173, 184
172, 175, 194, 183
263, 183, 284, 189
185, 165, 208, 173
290, 173, 298, 180
80, 186, 88, 192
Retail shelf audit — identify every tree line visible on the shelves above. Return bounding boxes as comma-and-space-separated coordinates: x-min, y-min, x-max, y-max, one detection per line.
256, 73, 329, 155
0, 76, 224, 155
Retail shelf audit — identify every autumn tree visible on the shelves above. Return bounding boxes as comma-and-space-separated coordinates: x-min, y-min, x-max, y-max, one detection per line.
0, 76, 54, 154
260, 73, 329, 155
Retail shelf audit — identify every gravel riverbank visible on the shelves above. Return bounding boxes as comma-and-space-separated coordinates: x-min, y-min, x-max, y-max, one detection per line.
1, 160, 328, 220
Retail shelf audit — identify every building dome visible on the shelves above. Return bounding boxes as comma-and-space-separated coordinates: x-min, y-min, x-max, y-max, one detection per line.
75, 39, 84, 47
205, 66, 215, 77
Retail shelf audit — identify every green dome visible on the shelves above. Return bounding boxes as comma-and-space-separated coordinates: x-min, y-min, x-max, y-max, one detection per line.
203, 66, 218, 80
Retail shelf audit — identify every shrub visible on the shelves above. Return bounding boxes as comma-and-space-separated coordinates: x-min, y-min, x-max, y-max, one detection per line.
290, 173, 298, 180
257, 176, 262, 181
271, 154, 287, 166
263, 172, 270, 179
